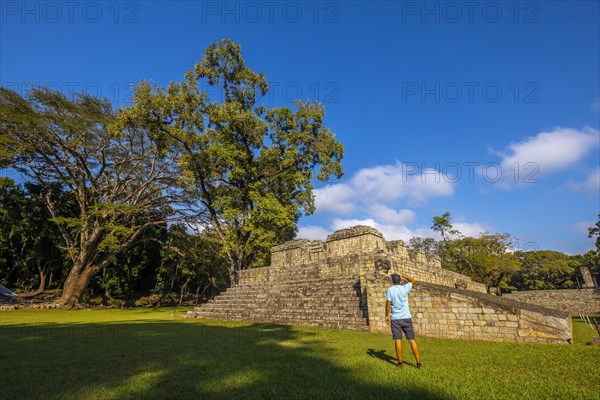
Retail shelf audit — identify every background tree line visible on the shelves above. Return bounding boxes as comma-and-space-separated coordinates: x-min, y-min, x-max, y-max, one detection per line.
409, 212, 600, 293
0, 176, 230, 304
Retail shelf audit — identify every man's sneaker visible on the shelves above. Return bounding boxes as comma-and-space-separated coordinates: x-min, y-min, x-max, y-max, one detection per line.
416, 363, 423, 369
396, 362, 403, 368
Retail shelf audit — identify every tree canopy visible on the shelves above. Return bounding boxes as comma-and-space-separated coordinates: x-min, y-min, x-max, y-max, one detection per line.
123, 39, 344, 284
0, 85, 188, 305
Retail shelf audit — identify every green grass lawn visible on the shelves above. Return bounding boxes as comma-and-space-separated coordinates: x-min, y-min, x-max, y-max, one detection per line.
1, 308, 599, 400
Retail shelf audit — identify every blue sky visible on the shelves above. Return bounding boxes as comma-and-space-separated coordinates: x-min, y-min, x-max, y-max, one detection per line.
1, 1, 599, 254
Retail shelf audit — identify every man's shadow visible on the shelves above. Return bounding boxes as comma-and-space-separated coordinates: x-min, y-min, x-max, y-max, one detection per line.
366, 348, 397, 366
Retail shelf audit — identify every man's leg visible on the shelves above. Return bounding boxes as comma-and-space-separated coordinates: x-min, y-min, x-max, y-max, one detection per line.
402, 318, 422, 367
408, 339, 421, 364
394, 339, 403, 364
391, 320, 403, 366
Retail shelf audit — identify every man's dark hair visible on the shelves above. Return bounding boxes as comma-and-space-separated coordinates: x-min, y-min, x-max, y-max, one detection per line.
391, 273, 401, 284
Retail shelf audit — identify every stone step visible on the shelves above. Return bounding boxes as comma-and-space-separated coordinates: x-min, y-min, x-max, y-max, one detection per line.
213, 296, 359, 302
212, 291, 360, 301
211, 296, 361, 305
192, 305, 365, 316
200, 302, 363, 312
227, 276, 362, 289
186, 272, 370, 331
216, 287, 362, 297
243, 269, 360, 280
197, 303, 361, 312
197, 310, 363, 319
187, 309, 369, 331
199, 305, 363, 315
190, 310, 367, 325
219, 288, 360, 298
192, 311, 365, 320
203, 302, 363, 311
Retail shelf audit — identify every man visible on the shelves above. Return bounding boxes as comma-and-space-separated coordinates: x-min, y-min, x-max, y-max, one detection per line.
385, 273, 422, 368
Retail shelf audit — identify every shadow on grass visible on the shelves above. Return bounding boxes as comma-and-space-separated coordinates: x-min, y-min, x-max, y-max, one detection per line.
366, 348, 397, 366
0, 319, 449, 400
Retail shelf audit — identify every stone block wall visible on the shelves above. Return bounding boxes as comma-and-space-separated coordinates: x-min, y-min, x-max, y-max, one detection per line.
503, 289, 600, 315
365, 273, 572, 344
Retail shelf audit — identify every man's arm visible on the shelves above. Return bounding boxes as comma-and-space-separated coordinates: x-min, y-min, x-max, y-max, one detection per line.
385, 301, 391, 324
401, 274, 416, 285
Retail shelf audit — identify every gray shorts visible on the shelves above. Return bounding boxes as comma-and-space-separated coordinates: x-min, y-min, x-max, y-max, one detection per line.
391, 318, 415, 340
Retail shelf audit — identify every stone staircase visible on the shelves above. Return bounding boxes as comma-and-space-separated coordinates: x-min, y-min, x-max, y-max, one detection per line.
187, 275, 369, 330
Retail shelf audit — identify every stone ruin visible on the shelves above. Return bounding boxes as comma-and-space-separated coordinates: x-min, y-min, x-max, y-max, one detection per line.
188, 226, 573, 344
579, 266, 596, 288
503, 266, 599, 315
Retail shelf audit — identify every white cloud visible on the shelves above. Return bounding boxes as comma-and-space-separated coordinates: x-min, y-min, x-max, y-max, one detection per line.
493, 127, 599, 188
352, 164, 454, 205
565, 167, 600, 193
368, 204, 416, 225
307, 161, 480, 243
583, 168, 600, 192
296, 225, 330, 240
453, 222, 487, 237
314, 162, 455, 217
314, 184, 355, 214
593, 99, 600, 113
296, 216, 488, 243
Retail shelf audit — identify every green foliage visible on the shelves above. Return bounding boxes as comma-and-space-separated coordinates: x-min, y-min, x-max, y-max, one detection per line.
512, 250, 578, 290
586, 214, 600, 275
124, 39, 344, 283
407, 237, 438, 261
418, 212, 521, 290
155, 225, 229, 302
413, 212, 599, 291
445, 233, 521, 290
0, 84, 187, 304
94, 226, 164, 297
588, 214, 600, 251
431, 212, 460, 242
0, 179, 72, 291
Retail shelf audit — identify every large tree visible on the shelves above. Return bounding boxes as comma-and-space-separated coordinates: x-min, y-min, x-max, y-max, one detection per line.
427, 212, 521, 291
512, 250, 577, 290
0, 87, 187, 306
124, 39, 344, 284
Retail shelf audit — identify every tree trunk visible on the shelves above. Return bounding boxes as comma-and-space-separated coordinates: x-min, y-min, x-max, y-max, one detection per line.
60, 266, 96, 307
36, 261, 47, 293
179, 278, 190, 306
195, 282, 209, 305
229, 266, 239, 287
230, 258, 242, 287
48, 270, 54, 290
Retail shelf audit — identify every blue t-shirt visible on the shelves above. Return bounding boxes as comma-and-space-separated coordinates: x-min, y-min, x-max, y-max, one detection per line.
386, 283, 413, 320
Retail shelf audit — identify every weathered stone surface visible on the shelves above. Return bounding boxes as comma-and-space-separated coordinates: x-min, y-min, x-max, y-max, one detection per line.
580, 267, 595, 288
503, 289, 600, 315
365, 274, 572, 344
187, 225, 573, 344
